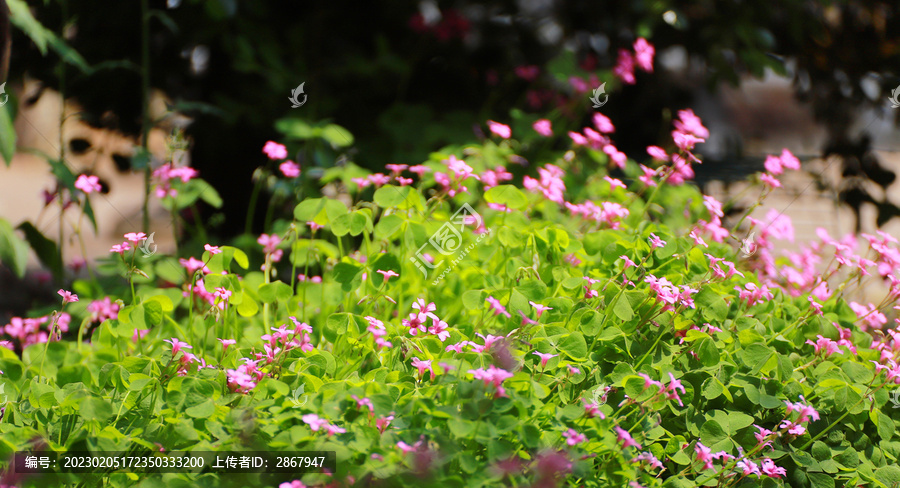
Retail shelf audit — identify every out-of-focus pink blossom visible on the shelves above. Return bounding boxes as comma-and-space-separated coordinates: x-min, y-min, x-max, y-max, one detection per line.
633, 38, 655, 72
487, 120, 511, 139
263, 141, 288, 160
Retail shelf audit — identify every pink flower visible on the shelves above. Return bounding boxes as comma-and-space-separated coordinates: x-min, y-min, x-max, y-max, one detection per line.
664, 372, 686, 406
760, 172, 781, 188
110, 242, 131, 254
737, 459, 761, 476
87, 297, 119, 322
703, 196, 724, 218
376, 269, 399, 282
427, 317, 450, 342
615, 427, 641, 449
603, 144, 627, 169
486, 296, 511, 318
471, 333, 505, 353
324, 423, 346, 436
179, 257, 210, 275
760, 458, 786, 478
279, 481, 307, 488
532, 351, 558, 368
385, 163, 409, 174
647, 145, 668, 161
204, 244, 222, 255
638, 373, 662, 390
780, 420, 806, 435
533, 119, 553, 137
75, 174, 102, 194
734, 282, 774, 306
523, 164, 567, 203
672, 130, 704, 152
780, 148, 801, 170
673, 109, 709, 139
226, 362, 259, 393
639, 165, 657, 187
689, 229, 708, 248
667, 154, 696, 185
568, 131, 588, 146
412, 298, 437, 315
583, 399, 605, 419
263, 141, 288, 160
468, 365, 515, 397
648, 233, 666, 250
754, 425, 774, 448
257, 233, 282, 254
613, 49, 636, 85
445, 341, 470, 353
124, 232, 147, 244
633, 38, 655, 72
529, 301, 552, 318
397, 440, 421, 454
695, 442, 714, 470
368, 173, 391, 187
58, 289, 78, 304
784, 398, 820, 423
402, 311, 429, 336
218, 338, 236, 351
632, 452, 663, 471
302, 414, 329, 431
279, 161, 301, 178
411, 357, 435, 381
487, 120, 511, 139
351, 395, 374, 412
480, 166, 513, 189
562, 428, 587, 446
164, 338, 192, 356
849, 301, 887, 331
409, 165, 430, 176
214, 287, 231, 301
709, 257, 744, 279
764, 155, 784, 175
376, 414, 394, 433
592, 113, 615, 134
806, 335, 844, 357
604, 176, 626, 190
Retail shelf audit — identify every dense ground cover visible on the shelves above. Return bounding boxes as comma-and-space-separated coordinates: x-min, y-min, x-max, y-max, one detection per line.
1, 98, 899, 488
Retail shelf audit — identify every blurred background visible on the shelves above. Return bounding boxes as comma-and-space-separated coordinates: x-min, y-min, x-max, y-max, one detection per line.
1, 0, 900, 314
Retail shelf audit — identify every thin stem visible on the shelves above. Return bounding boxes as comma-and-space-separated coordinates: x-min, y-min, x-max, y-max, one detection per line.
245, 170, 264, 235
140, 0, 152, 233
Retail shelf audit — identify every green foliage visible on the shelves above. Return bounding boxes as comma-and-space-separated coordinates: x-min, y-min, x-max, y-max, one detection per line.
3, 134, 897, 488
